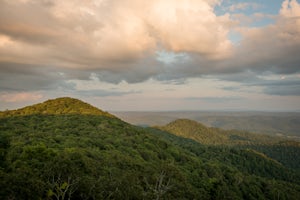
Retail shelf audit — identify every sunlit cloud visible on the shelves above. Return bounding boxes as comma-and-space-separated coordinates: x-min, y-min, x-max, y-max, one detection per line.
0, 0, 299, 111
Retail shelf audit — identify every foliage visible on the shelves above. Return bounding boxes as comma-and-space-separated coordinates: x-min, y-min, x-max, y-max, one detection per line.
148, 127, 300, 182
156, 119, 286, 146
0, 98, 300, 199
0, 97, 114, 118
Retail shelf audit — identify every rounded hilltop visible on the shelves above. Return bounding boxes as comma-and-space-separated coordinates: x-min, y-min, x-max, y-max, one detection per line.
0, 97, 115, 117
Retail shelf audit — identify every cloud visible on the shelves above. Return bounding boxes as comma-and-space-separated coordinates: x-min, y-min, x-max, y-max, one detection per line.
217, 71, 300, 96
0, 0, 231, 63
228, 2, 260, 12
221, 86, 240, 91
186, 96, 243, 103
146, 0, 232, 57
0, 0, 232, 83
0, 92, 43, 102
141, 0, 300, 83
264, 85, 300, 96
0, 62, 75, 92
0, 0, 299, 98
73, 89, 140, 97
226, 1, 300, 74
280, 0, 300, 17
251, 78, 300, 96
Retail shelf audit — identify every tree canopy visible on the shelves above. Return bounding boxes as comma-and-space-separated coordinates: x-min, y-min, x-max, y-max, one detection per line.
0, 98, 299, 199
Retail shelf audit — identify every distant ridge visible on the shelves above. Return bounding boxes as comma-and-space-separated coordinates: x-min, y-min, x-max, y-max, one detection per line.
0, 97, 114, 117
157, 118, 282, 145
157, 119, 227, 145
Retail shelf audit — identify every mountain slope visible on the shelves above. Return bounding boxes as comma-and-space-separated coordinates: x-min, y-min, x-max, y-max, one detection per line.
157, 118, 283, 145
1, 98, 300, 199
148, 127, 300, 183
157, 119, 227, 145
0, 97, 114, 117
156, 119, 300, 171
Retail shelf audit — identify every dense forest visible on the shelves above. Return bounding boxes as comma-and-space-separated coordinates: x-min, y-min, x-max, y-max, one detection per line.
156, 119, 300, 171
0, 97, 299, 199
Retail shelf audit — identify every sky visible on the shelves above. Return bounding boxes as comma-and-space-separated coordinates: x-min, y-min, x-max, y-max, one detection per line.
0, 0, 300, 111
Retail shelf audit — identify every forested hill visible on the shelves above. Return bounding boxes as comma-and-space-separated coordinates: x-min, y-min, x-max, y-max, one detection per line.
156, 118, 284, 145
155, 118, 300, 171
1, 98, 300, 199
0, 97, 114, 117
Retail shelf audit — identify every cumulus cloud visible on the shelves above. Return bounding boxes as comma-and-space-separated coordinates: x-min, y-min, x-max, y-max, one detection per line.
0, 0, 231, 63
146, 0, 232, 57
280, 0, 300, 17
0, 0, 300, 98
0, 0, 232, 82
230, 0, 300, 75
